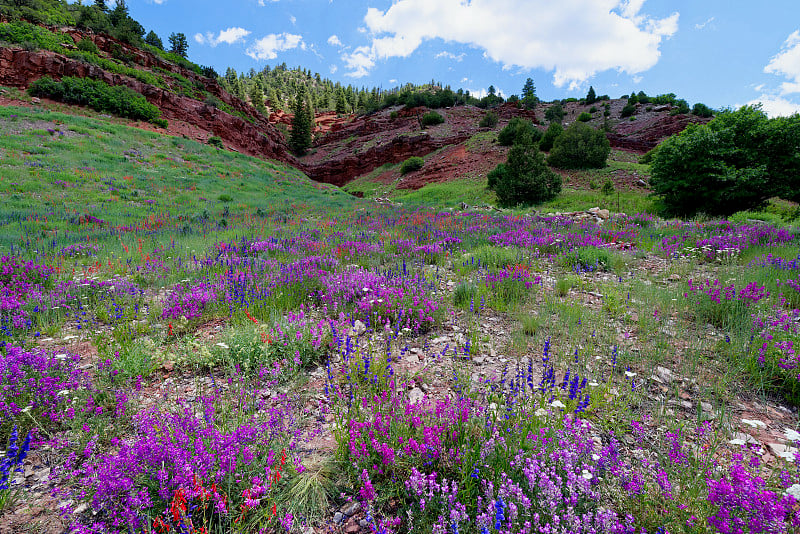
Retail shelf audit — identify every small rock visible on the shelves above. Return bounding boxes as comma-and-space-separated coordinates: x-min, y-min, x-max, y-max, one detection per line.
596, 209, 610, 220
345, 525, 360, 534
341, 501, 361, 516
31, 97, 41, 104
409, 387, 425, 405
655, 366, 674, 384
334, 512, 344, 524
636, 179, 648, 187
667, 274, 681, 282
472, 356, 485, 364
359, 519, 369, 527
700, 401, 713, 413
352, 320, 366, 336
742, 419, 767, 429
769, 442, 798, 461
73, 503, 88, 515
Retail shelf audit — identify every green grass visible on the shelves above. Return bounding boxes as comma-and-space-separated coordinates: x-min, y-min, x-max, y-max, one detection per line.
393, 176, 497, 208
0, 105, 353, 253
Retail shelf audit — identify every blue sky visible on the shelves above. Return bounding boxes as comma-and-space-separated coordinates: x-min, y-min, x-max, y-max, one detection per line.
101, 1, 800, 116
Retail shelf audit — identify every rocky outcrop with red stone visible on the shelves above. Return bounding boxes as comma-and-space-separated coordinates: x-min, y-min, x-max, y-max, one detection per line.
606, 113, 709, 152
0, 43, 296, 166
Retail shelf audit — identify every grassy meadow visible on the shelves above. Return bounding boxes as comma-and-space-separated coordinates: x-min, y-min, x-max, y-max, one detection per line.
1, 105, 800, 534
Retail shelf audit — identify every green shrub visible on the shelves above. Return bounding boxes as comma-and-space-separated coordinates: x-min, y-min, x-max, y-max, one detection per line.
650, 106, 800, 216
479, 111, 498, 128
639, 147, 658, 165
76, 38, 99, 54
577, 112, 592, 122
152, 118, 168, 129
544, 103, 565, 124
601, 178, 615, 195
620, 103, 637, 118
589, 106, 598, 114
421, 111, 444, 127
218, 194, 233, 202
0, 21, 73, 52
692, 102, 714, 118
400, 156, 424, 175
538, 122, 563, 152
493, 132, 561, 207
389, 110, 399, 120
547, 122, 610, 169
487, 163, 507, 191
28, 76, 162, 124
497, 118, 541, 146
208, 136, 223, 148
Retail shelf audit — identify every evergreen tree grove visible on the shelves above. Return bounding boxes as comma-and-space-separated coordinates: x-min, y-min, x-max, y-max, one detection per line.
290, 87, 313, 156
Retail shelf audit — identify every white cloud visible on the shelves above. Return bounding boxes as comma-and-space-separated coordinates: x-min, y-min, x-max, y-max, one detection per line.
330, 64, 338, 74
752, 30, 800, 117
257, 0, 278, 4
246, 33, 304, 60
694, 17, 715, 30
748, 95, 800, 118
389, 79, 398, 84
327, 34, 343, 47
434, 51, 465, 61
194, 27, 250, 47
341, 0, 678, 85
460, 77, 470, 83
765, 30, 800, 96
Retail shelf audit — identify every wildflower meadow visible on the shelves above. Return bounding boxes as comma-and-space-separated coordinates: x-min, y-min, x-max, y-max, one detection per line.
1, 105, 800, 534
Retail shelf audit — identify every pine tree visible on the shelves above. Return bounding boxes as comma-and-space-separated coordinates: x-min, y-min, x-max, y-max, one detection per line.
144, 31, 163, 50
109, 0, 128, 27
335, 89, 348, 115
168, 32, 188, 58
249, 84, 265, 111
522, 78, 537, 109
586, 86, 597, 105
290, 87, 313, 156
94, 0, 107, 11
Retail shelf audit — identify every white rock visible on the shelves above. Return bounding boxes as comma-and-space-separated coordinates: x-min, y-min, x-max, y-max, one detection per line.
742, 419, 767, 429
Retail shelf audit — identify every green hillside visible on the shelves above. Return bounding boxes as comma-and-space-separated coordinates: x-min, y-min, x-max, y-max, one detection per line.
0, 104, 352, 252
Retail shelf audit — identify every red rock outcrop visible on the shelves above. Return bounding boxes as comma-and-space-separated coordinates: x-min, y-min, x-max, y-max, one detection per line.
606, 113, 709, 152
0, 44, 296, 166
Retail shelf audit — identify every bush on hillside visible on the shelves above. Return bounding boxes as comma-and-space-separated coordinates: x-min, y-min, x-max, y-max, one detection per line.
400, 156, 424, 175
544, 103, 565, 124
651, 105, 800, 216
489, 132, 561, 207
692, 102, 714, 118
76, 38, 99, 54
421, 111, 445, 127
28, 76, 162, 124
497, 118, 541, 146
547, 122, 610, 169
0, 21, 74, 52
538, 122, 563, 152
479, 111, 498, 128
620, 103, 637, 118
577, 112, 592, 122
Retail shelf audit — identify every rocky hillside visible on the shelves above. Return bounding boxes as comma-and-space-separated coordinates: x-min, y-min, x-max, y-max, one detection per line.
0, 23, 710, 193
303, 99, 710, 190
0, 26, 297, 166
